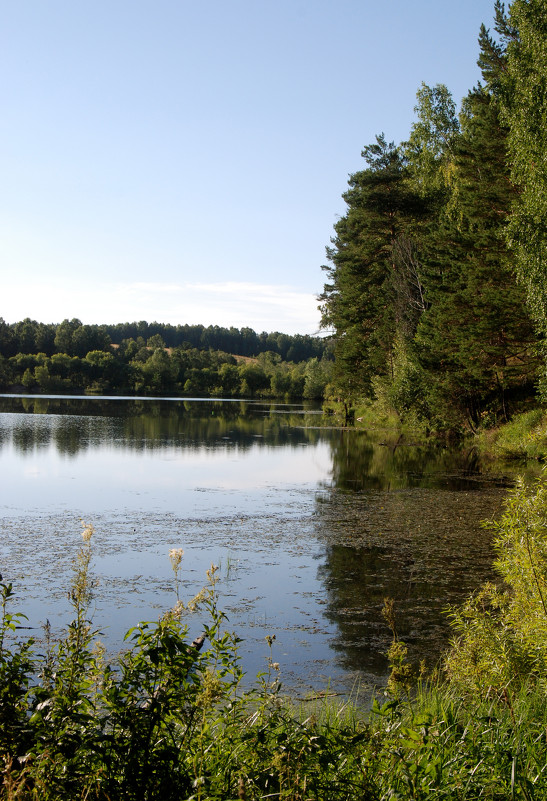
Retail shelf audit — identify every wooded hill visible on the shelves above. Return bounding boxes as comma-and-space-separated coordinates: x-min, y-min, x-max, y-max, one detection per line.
0, 318, 332, 399
0, 319, 328, 362
320, 0, 547, 431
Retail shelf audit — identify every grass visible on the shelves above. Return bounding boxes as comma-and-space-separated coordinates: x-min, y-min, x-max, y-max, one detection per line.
368, 679, 547, 799
476, 408, 547, 461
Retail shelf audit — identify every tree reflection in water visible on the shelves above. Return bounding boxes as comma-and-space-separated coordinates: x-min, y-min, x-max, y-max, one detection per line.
314, 429, 536, 684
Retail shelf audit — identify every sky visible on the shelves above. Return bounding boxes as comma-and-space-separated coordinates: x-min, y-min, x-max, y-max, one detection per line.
1, 0, 498, 336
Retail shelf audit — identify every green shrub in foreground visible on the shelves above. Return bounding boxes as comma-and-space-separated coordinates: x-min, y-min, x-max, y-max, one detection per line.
446, 475, 547, 696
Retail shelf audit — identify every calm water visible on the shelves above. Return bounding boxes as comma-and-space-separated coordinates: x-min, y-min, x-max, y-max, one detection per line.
0, 395, 538, 698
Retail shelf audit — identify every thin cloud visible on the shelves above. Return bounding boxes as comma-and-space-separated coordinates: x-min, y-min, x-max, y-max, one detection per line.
5, 280, 322, 336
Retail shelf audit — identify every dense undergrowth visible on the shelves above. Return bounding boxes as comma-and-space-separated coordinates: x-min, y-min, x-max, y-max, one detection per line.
476, 408, 547, 462
4, 477, 547, 798
328, 395, 547, 466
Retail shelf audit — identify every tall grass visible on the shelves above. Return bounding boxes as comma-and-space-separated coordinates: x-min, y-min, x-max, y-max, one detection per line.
477, 408, 547, 460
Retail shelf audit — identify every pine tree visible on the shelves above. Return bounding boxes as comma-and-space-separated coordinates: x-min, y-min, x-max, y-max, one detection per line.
320, 135, 429, 400
320, 3, 540, 426
503, 0, 547, 381
415, 16, 538, 428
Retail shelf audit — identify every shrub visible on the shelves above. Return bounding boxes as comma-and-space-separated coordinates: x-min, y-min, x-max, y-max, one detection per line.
446, 475, 547, 696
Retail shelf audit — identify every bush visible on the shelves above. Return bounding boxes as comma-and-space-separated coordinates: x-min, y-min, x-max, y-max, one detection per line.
445, 476, 547, 696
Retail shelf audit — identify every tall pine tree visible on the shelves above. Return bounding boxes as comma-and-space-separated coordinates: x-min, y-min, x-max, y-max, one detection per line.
320, 3, 539, 427
503, 0, 547, 387
415, 13, 538, 428
320, 135, 429, 401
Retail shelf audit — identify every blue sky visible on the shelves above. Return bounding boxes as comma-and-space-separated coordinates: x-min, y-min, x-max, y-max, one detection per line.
2, 0, 497, 335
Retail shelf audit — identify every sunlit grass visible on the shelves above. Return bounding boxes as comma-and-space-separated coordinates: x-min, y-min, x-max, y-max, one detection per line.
477, 408, 547, 460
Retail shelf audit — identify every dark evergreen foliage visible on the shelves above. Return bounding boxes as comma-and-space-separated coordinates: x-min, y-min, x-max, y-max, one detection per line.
0, 319, 328, 363
415, 84, 538, 427
320, 135, 431, 399
503, 0, 547, 394
320, 3, 542, 430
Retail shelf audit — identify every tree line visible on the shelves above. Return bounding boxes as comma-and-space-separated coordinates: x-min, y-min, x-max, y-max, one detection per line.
0, 318, 327, 363
0, 317, 333, 399
321, 0, 547, 431
0, 322, 332, 400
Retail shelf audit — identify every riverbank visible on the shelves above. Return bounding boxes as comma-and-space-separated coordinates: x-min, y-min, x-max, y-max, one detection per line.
325, 397, 547, 462
475, 407, 547, 462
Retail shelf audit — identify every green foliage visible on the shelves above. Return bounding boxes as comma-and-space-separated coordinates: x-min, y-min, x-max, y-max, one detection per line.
374, 333, 430, 424
0, 527, 382, 800
0, 531, 434, 799
445, 475, 547, 696
0, 578, 34, 762
503, 0, 547, 367
0, 317, 332, 400
0, 319, 329, 364
0, 527, 242, 800
477, 407, 547, 460
303, 357, 333, 400
4, 344, 330, 401
414, 72, 538, 430
53, 319, 111, 358
367, 681, 547, 799
2, 324, 331, 400
370, 474, 547, 796
320, 4, 541, 431
382, 596, 425, 699
320, 134, 431, 400
404, 82, 460, 197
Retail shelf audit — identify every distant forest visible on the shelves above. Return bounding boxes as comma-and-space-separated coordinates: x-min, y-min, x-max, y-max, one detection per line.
0, 317, 333, 399
0, 318, 328, 361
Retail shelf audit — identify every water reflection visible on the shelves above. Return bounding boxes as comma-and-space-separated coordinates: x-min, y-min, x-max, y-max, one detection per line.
313, 429, 537, 684
0, 396, 324, 456
315, 488, 503, 682
328, 428, 516, 491
0, 395, 540, 696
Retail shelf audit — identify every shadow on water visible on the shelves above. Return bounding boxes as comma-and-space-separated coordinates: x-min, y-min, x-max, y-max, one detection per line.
312, 429, 540, 686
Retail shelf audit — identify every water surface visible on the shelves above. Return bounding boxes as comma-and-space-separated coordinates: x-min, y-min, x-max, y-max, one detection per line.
0, 395, 537, 697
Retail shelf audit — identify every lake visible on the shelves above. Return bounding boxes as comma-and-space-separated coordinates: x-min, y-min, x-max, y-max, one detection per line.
0, 395, 537, 699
